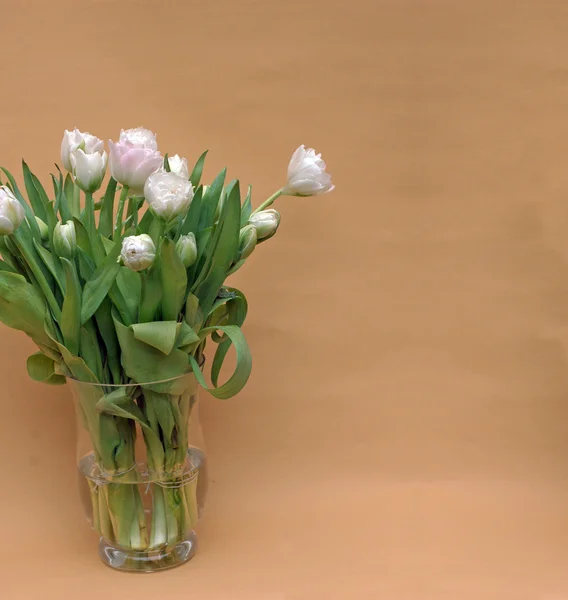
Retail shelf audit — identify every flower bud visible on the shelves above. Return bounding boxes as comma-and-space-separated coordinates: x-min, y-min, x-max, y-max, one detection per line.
53, 221, 77, 259
70, 148, 108, 193
175, 233, 198, 267
0, 186, 25, 235
61, 129, 104, 172
167, 154, 189, 179
238, 224, 257, 261
283, 144, 334, 197
144, 171, 194, 222
119, 234, 156, 271
35, 217, 49, 241
248, 209, 280, 240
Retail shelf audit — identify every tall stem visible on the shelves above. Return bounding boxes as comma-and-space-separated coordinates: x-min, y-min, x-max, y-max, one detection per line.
114, 185, 129, 241
251, 188, 283, 215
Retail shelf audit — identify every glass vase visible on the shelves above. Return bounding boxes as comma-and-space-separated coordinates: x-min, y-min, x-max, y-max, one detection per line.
69, 371, 208, 572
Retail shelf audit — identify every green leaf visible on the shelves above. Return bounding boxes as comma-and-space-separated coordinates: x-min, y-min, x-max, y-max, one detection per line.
139, 266, 162, 323
73, 218, 90, 255
198, 168, 226, 230
33, 240, 65, 294
94, 298, 121, 384
80, 320, 103, 382
0, 167, 41, 239
54, 339, 99, 384
63, 174, 75, 219
22, 161, 48, 221
81, 241, 122, 324
180, 185, 203, 237
113, 312, 190, 390
137, 208, 154, 234
98, 178, 118, 238
184, 293, 203, 330
193, 181, 241, 316
0, 258, 17, 274
160, 238, 187, 321
27, 352, 65, 384
189, 150, 208, 188
117, 267, 141, 323
60, 258, 82, 355
189, 324, 252, 399
176, 320, 200, 349
0, 271, 54, 348
131, 321, 180, 355
55, 169, 72, 221
240, 185, 252, 227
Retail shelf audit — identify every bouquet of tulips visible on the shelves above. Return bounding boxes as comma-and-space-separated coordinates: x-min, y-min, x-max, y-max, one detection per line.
0, 126, 333, 564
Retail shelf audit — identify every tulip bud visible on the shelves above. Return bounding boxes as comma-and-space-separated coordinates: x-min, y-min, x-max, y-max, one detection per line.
144, 171, 194, 222
167, 154, 190, 179
61, 129, 104, 173
53, 221, 77, 259
0, 186, 25, 235
70, 148, 108, 193
248, 209, 280, 240
119, 234, 156, 271
175, 233, 198, 267
35, 217, 49, 241
238, 224, 257, 261
283, 145, 334, 197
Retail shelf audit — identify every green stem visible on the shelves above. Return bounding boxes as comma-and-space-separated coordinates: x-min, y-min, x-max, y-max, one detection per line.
72, 183, 81, 219
251, 188, 283, 215
114, 185, 129, 241
84, 191, 95, 242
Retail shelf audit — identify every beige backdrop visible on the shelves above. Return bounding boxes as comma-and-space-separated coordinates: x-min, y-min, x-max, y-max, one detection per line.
1, 0, 568, 598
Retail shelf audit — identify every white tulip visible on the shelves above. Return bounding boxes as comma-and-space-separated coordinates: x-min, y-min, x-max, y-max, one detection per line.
283, 145, 334, 197
53, 221, 77, 259
108, 134, 162, 194
61, 129, 104, 172
119, 127, 158, 151
70, 148, 108, 193
167, 154, 189, 179
0, 186, 24, 235
119, 234, 156, 271
248, 209, 280, 240
144, 171, 194, 222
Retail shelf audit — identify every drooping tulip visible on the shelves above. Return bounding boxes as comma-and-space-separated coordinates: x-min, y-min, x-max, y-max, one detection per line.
282, 145, 334, 197
248, 209, 281, 240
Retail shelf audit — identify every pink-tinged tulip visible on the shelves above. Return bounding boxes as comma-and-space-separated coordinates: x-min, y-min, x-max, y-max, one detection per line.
108, 132, 163, 194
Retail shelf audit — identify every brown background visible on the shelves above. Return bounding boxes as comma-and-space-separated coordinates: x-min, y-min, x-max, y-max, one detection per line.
2, 0, 568, 598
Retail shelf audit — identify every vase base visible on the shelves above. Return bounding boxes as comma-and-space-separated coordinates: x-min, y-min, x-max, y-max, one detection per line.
99, 531, 197, 572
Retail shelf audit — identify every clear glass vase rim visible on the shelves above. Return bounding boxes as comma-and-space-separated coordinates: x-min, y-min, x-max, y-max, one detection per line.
67, 359, 205, 389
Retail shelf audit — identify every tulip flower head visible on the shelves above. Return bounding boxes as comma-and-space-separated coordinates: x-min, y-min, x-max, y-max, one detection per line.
249, 209, 281, 240
0, 186, 24, 235
53, 221, 77, 259
120, 234, 156, 272
144, 171, 194, 222
283, 145, 334, 197
109, 127, 163, 194
176, 233, 198, 267
167, 154, 190, 179
61, 129, 104, 173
